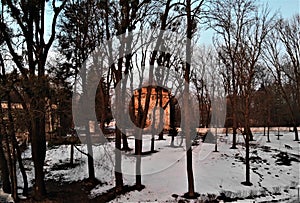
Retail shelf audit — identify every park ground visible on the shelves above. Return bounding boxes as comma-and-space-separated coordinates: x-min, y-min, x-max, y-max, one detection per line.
18, 129, 299, 202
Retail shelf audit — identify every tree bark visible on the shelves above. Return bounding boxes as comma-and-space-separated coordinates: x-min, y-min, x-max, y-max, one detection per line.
158, 132, 164, 140
0, 106, 11, 194
7, 94, 19, 200
86, 125, 95, 180
28, 96, 47, 199
70, 143, 74, 165
0, 138, 11, 194
184, 0, 196, 197
4, 125, 17, 201
115, 128, 123, 193
231, 96, 238, 149
242, 95, 252, 186
122, 133, 130, 151
267, 126, 271, 142
150, 106, 157, 152
30, 111, 47, 199
242, 130, 252, 186
150, 133, 155, 152
169, 97, 176, 147
135, 129, 142, 190
294, 125, 299, 141
12, 135, 28, 196
158, 89, 164, 140
246, 125, 254, 141
231, 127, 237, 149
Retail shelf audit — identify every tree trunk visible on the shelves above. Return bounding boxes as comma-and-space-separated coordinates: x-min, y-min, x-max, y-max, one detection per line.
115, 127, 123, 193
267, 126, 271, 142
107, 75, 126, 192
122, 133, 130, 151
0, 106, 11, 194
184, 0, 196, 197
183, 97, 196, 197
135, 130, 143, 190
231, 94, 238, 149
179, 131, 184, 147
70, 143, 74, 165
150, 134, 155, 152
231, 127, 237, 149
86, 123, 95, 180
186, 147, 195, 196
0, 138, 11, 193
159, 103, 164, 131
246, 125, 254, 141
267, 106, 271, 142
150, 106, 157, 152
7, 95, 19, 200
245, 99, 250, 183
241, 130, 252, 186
214, 128, 218, 152
243, 131, 252, 186
30, 101, 47, 199
11, 143, 18, 201
4, 131, 17, 201
158, 89, 164, 140
294, 125, 299, 141
242, 96, 252, 186
121, 75, 130, 151
12, 135, 28, 196
151, 91, 160, 152
169, 97, 176, 147
158, 132, 164, 140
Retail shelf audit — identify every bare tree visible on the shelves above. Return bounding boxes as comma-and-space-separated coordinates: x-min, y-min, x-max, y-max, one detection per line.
0, 0, 66, 198
264, 15, 300, 141
57, 0, 106, 180
0, 44, 12, 195
0, 68, 30, 200
92, 0, 156, 192
182, 0, 205, 198
210, 0, 275, 186
209, 0, 246, 149
191, 45, 220, 129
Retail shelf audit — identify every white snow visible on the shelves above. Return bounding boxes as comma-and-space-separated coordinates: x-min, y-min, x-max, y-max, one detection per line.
18, 131, 300, 202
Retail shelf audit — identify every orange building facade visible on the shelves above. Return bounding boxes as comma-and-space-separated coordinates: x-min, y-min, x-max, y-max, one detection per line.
132, 87, 171, 131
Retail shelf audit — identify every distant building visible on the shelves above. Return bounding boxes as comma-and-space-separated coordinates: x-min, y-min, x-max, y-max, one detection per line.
0, 92, 63, 140
131, 87, 171, 131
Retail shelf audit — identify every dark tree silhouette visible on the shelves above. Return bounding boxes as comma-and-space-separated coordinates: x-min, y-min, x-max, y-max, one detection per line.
210, 0, 275, 186
0, 0, 66, 199
264, 15, 300, 141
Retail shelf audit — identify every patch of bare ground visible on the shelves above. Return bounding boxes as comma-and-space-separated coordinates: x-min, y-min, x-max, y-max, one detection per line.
19, 179, 139, 203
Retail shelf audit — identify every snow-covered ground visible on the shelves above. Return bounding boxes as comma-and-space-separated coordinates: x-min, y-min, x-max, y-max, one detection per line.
19, 131, 300, 202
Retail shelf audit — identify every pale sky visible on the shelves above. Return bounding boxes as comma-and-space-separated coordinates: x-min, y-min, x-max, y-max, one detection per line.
199, 0, 300, 45
44, 1, 299, 47
265, 0, 299, 18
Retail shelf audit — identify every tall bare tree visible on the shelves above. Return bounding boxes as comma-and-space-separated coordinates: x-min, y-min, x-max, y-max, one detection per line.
57, 0, 108, 181
210, 0, 275, 186
264, 14, 300, 141
0, 0, 66, 198
182, 0, 205, 198
0, 51, 31, 200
